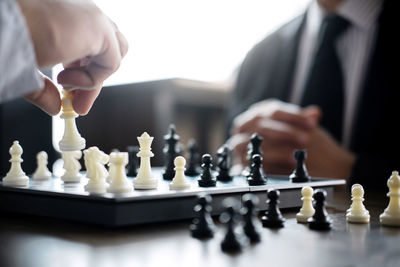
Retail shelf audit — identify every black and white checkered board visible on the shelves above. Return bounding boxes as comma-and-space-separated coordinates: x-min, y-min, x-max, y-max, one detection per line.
0, 168, 345, 226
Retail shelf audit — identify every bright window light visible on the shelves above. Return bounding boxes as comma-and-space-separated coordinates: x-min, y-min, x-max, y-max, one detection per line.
90, 0, 311, 85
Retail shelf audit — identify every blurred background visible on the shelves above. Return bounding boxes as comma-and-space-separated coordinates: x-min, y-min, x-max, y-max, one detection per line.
1, 0, 310, 175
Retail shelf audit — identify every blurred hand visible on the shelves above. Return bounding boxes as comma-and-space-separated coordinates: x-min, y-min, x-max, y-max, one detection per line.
229, 99, 355, 179
18, 0, 128, 115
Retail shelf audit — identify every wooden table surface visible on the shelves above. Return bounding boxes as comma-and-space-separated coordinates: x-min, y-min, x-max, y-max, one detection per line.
1, 186, 399, 267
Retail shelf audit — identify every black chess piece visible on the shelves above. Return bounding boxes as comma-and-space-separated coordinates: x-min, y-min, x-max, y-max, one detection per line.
190, 194, 215, 239
308, 189, 332, 231
216, 145, 233, 182
162, 124, 182, 180
290, 150, 311, 183
242, 133, 263, 177
126, 146, 139, 177
185, 139, 201, 176
241, 194, 261, 243
247, 154, 267, 185
198, 154, 216, 187
261, 189, 285, 228
220, 199, 243, 253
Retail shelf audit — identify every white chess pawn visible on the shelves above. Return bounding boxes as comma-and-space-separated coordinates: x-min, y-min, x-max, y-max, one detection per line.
107, 152, 133, 193
133, 132, 158, 190
2, 141, 29, 187
84, 147, 109, 194
296, 186, 315, 223
32, 151, 52, 180
346, 184, 370, 223
58, 90, 86, 151
380, 171, 400, 227
61, 150, 82, 182
169, 156, 191, 190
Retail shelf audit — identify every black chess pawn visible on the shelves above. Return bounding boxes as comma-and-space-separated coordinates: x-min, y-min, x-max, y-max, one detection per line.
220, 199, 243, 253
241, 194, 261, 243
162, 124, 182, 180
126, 146, 139, 177
290, 150, 311, 183
308, 189, 332, 231
185, 139, 201, 176
216, 145, 233, 182
198, 154, 216, 187
242, 133, 263, 177
261, 189, 285, 228
190, 194, 215, 239
247, 154, 267, 185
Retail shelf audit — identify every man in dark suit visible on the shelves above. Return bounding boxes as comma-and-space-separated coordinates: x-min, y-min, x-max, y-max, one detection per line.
228, 0, 395, 191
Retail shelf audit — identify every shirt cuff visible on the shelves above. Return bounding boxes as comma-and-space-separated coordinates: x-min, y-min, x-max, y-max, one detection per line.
0, 0, 44, 103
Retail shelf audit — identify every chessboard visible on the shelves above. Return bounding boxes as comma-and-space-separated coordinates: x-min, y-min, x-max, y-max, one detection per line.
0, 168, 345, 227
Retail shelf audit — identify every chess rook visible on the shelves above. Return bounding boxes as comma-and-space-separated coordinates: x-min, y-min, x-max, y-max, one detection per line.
58, 90, 86, 151
107, 152, 133, 193
32, 151, 52, 181
133, 132, 158, 190
296, 186, 315, 223
2, 141, 29, 187
380, 171, 400, 227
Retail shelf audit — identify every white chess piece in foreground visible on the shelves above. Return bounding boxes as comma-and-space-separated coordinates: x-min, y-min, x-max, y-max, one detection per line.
133, 132, 158, 189
2, 141, 29, 187
296, 186, 315, 223
32, 151, 52, 180
58, 90, 86, 151
84, 147, 109, 194
169, 156, 191, 190
380, 171, 400, 227
346, 184, 370, 223
107, 152, 133, 193
61, 150, 82, 182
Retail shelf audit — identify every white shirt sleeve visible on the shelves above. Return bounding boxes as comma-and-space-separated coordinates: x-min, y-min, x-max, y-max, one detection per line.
0, 0, 44, 102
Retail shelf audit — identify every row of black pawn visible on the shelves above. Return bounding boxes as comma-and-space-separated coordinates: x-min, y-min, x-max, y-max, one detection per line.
190, 188, 332, 253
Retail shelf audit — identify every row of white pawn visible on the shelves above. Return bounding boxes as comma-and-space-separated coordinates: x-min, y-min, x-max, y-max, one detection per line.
296, 171, 400, 227
2, 133, 191, 194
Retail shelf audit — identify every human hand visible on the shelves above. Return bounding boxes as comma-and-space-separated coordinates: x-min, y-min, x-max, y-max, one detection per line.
18, 0, 128, 115
228, 99, 320, 174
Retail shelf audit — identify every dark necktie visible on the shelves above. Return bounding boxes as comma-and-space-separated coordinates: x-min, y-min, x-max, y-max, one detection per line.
300, 15, 350, 142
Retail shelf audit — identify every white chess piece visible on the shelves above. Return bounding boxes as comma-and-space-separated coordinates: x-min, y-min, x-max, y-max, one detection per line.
61, 150, 82, 182
32, 151, 52, 180
2, 141, 29, 187
133, 132, 158, 190
106, 161, 116, 183
107, 152, 133, 193
346, 184, 370, 223
380, 171, 400, 227
84, 147, 109, 194
169, 156, 191, 190
58, 90, 86, 151
296, 186, 315, 223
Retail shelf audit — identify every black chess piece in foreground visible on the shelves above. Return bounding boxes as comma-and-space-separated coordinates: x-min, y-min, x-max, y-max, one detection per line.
261, 189, 285, 228
126, 146, 139, 177
185, 139, 201, 176
190, 194, 215, 239
243, 133, 263, 177
220, 199, 243, 253
290, 150, 311, 183
247, 154, 267, 185
162, 124, 182, 180
216, 145, 233, 182
198, 154, 216, 187
308, 189, 332, 230
241, 194, 261, 243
